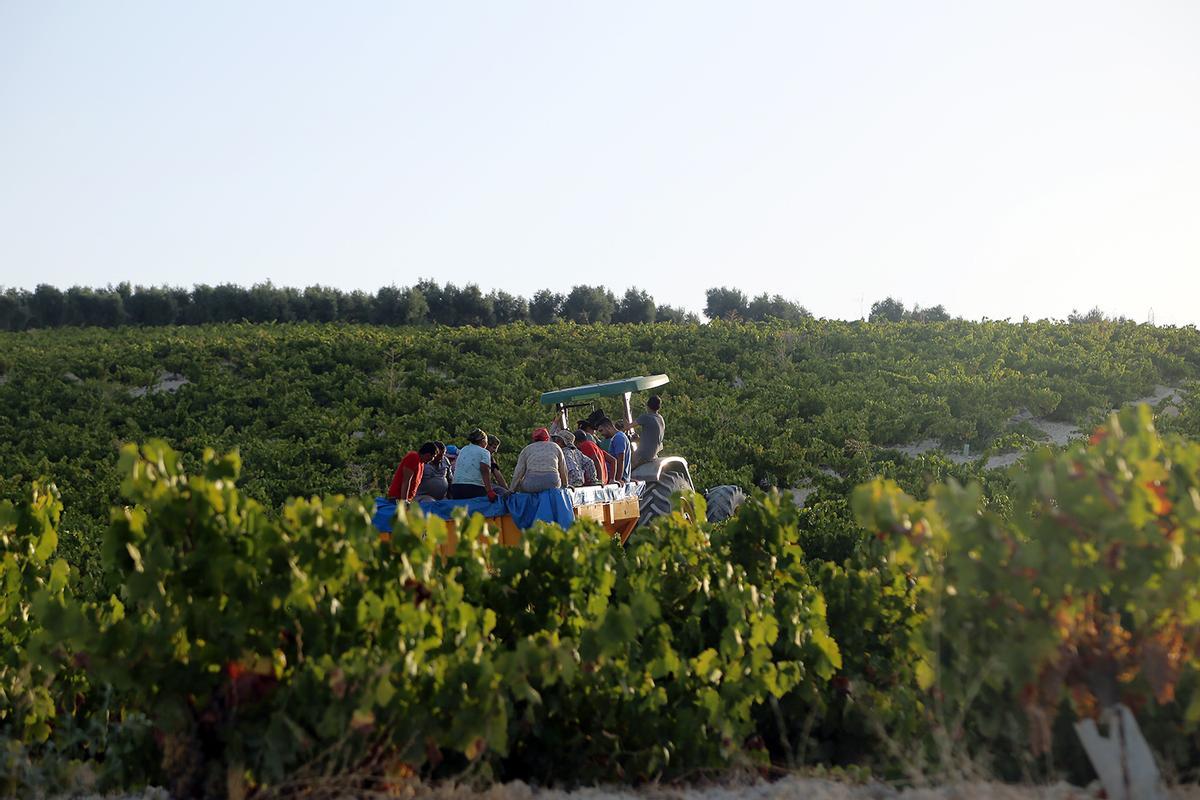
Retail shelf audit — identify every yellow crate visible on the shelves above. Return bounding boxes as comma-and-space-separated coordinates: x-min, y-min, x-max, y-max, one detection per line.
574, 502, 607, 523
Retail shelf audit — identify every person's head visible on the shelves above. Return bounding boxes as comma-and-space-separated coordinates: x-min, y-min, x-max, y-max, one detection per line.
433, 440, 446, 458
418, 441, 438, 463
647, 395, 662, 413
445, 444, 459, 461
598, 417, 616, 436
574, 428, 589, 444
552, 430, 575, 449
615, 420, 628, 432
578, 419, 595, 433
467, 428, 488, 447
486, 434, 500, 453
531, 427, 551, 443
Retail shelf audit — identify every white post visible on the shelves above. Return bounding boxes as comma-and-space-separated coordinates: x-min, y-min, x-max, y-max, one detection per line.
1074, 704, 1165, 800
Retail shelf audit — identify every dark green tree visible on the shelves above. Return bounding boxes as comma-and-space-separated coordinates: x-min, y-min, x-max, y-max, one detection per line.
530, 289, 564, 324
0, 288, 30, 330
340, 290, 373, 324
561, 285, 616, 324
909, 304, 951, 322
869, 297, 905, 323
746, 293, 810, 323
125, 286, 178, 326
182, 285, 216, 324
614, 288, 656, 324
446, 284, 494, 327
704, 287, 748, 321
210, 284, 250, 322
65, 286, 126, 327
244, 282, 291, 322
655, 304, 699, 324
29, 284, 65, 328
489, 290, 529, 324
304, 286, 340, 323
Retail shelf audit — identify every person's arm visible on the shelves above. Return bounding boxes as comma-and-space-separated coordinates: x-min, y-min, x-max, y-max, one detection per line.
399, 465, 418, 501
582, 454, 597, 486
612, 437, 628, 482
556, 449, 569, 487
479, 458, 496, 500
510, 449, 528, 492
600, 450, 619, 482
491, 463, 508, 490
585, 450, 604, 482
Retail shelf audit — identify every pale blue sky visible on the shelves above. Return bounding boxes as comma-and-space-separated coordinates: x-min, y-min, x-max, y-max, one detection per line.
2, 2, 1198, 322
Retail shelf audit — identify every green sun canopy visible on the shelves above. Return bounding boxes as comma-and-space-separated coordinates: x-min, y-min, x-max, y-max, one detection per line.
540, 374, 669, 406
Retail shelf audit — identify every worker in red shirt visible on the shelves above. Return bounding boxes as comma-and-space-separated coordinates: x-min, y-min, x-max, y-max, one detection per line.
387, 442, 438, 502
574, 427, 613, 484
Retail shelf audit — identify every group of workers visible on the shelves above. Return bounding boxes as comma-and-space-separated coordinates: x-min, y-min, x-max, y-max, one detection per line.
386, 395, 667, 505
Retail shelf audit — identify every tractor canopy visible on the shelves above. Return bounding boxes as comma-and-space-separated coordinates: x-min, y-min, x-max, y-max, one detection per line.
541, 374, 669, 428
539, 374, 669, 407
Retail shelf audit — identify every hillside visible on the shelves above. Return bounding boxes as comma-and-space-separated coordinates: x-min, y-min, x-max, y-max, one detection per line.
2, 319, 1197, 525
6, 319, 1200, 795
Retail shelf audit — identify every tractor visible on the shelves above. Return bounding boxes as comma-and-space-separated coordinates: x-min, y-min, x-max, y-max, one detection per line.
540, 374, 747, 527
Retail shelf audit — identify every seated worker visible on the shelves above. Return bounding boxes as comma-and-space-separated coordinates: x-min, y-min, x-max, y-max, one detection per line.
486, 434, 509, 492
552, 430, 596, 488
414, 441, 452, 500
597, 417, 631, 483
630, 395, 665, 470
574, 427, 612, 484
448, 428, 498, 501
510, 427, 569, 493
387, 442, 438, 502
576, 419, 599, 443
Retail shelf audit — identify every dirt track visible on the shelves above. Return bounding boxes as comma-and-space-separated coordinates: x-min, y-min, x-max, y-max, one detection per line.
442, 778, 1200, 800
65, 777, 1200, 800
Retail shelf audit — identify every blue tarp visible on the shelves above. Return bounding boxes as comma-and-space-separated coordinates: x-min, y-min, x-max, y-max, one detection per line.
506, 489, 575, 530
372, 490, 576, 534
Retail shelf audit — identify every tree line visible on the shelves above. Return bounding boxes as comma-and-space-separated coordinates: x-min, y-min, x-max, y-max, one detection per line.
0, 281, 956, 330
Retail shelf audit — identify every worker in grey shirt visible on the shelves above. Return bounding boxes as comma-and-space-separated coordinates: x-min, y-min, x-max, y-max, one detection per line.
630, 395, 665, 470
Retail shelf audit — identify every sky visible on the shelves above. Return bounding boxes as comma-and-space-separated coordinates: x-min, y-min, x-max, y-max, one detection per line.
1, 2, 1199, 323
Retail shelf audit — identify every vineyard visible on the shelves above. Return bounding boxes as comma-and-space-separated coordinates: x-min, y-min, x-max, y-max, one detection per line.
4, 319, 1200, 797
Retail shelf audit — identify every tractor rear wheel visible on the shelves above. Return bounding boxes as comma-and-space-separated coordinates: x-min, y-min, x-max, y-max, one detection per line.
704, 484, 747, 524
637, 470, 691, 528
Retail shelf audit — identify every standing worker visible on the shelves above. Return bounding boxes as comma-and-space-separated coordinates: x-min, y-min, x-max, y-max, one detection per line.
630, 395, 665, 470
387, 442, 438, 502
597, 417, 631, 483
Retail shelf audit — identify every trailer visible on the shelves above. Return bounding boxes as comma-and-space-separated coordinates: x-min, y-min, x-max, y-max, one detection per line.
371, 374, 746, 548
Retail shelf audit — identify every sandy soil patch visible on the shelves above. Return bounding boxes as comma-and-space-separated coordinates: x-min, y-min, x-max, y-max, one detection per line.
129, 371, 191, 398
888, 385, 1188, 470
789, 468, 844, 507
791, 486, 818, 507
